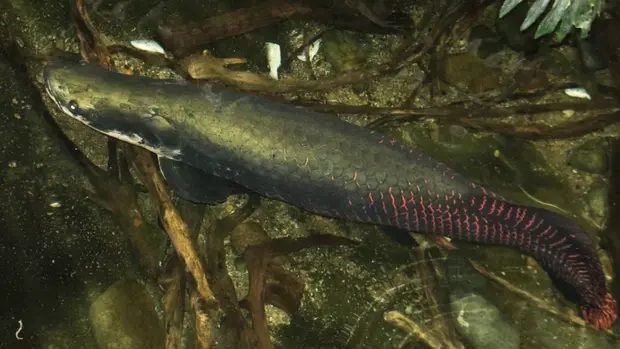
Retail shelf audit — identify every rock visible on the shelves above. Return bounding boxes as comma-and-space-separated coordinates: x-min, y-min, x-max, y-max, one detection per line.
322, 30, 366, 72
89, 279, 164, 349
586, 183, 609, 222
450, 292, 520, 349
567, 140, 609, 174
438, 52, 503, 93
438, 50, 549, 94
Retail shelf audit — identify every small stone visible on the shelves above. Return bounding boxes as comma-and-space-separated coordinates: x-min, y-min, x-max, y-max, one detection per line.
586, 184, 608, 222
562, 110, 575, 118
450, 292, 520, 349
89, 279, 164, 349
438, 52, 502, 93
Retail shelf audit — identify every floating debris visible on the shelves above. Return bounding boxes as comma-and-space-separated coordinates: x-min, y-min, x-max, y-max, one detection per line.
49, 201, 62, 208
564, 87, 591, 100
130, 39, 166, 55
265, 42, 281, 80
297, 38, 322, 62
562, 109, 575, 117
15, 319, 23, 340
8, 161, 16, 168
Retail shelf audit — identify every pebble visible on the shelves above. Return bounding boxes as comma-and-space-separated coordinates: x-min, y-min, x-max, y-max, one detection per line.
450, 292, 520, 349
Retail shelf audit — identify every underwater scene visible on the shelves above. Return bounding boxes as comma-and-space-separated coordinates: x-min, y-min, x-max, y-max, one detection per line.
0, 0, 619, 348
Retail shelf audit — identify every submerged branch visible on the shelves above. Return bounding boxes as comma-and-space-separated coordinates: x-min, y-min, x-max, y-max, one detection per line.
453, 110, 620, 140
384, 311, 446, 349
130, 148, 218, 307
240, 234, 358, 349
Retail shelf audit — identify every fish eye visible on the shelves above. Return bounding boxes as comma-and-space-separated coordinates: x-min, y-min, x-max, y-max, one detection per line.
68, 100, 80, 112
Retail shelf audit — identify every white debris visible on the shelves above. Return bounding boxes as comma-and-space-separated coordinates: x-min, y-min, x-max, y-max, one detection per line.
265, 42, 281, 80
15, 319, 23, 340
457, 305, 469, 328
49, 202, 62, 208
130, 39, 166, 55
297, 38, 322, 62
562, 109, 575, 117
564, 87, 591, 100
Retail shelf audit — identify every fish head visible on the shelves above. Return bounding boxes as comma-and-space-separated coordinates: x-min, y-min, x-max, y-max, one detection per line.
43, 61, 183, 159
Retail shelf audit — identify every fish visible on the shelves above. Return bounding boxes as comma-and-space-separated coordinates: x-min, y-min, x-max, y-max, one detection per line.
43, 61, 617, 329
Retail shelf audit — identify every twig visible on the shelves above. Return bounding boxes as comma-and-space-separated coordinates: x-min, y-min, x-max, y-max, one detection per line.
130, 148, 218, 307
71, 0, 110, 67
383, 311, 444, 349
189, 286, 214, 349
364, 99, 620, 127
181, 51, 400, 93
454, 110, 620, 140
413, 248, 464, 348
244, 245, 272, 349
281, 30, 326, 72
157, 0, 313, 57
173, 0, 453, 93
162, 259, 185, 349
241, 234, 358, 349
232, 222, 304, 315
203, 196, 261, 349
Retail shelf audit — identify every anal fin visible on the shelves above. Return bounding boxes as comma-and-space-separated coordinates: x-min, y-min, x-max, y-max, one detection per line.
157, 156, 236, 204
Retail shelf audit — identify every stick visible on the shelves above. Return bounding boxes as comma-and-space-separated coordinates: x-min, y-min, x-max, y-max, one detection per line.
131, 148, 218, 307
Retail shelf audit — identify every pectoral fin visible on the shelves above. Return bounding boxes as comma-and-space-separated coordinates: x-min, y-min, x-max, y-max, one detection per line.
157, 156, 235, 204
380, 226, 419, 247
